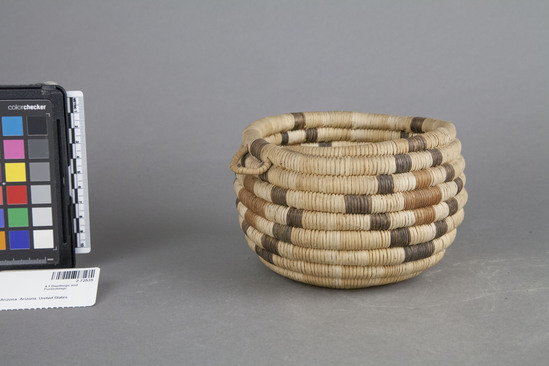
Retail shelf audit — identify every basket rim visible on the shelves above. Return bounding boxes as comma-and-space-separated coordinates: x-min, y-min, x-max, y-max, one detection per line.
231, 112, 457, 175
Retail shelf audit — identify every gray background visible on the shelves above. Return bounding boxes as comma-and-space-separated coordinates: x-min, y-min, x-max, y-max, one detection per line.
0, 1, 548, 365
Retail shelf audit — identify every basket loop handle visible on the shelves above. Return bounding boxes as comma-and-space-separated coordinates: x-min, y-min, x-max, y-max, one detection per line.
230, 144, 272, 175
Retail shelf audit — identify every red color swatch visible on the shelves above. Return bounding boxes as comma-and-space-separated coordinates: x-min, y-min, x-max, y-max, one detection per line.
6, 185, 27, 205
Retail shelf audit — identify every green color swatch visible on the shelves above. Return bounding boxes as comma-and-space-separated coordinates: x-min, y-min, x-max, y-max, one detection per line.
8, 208, 29, 227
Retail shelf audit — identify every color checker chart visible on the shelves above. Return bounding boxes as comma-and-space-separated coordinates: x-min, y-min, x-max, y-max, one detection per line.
0, 98, 67, 268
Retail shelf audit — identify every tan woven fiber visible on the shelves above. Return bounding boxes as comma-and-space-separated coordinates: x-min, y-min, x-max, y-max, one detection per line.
234, 179, 468, 231
241, 154, 465, 195
265, 127, 413, 146
236, 173, 466, 215
238, 138, 461, 176
259, 258, 428, 289
239, 112, 456, 155
238, 202, 464, 250
240, 214, 457, 266
246, 236, 446, 279
264, 128, 459, 158
230, 112, 466, 288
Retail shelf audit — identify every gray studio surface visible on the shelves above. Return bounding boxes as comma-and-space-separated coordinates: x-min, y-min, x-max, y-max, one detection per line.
0, 1, 547, 365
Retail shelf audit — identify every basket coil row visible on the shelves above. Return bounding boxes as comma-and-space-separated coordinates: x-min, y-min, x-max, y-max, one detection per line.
230, 112, 467, 289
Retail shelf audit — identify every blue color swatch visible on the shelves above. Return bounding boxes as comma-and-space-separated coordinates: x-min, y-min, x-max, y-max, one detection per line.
9, 230, 30, 249
2, 116, 24, 136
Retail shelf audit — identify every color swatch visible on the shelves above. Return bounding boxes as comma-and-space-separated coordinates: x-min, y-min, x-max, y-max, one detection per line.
0, 109, 56, 255
0, 86, 90, 270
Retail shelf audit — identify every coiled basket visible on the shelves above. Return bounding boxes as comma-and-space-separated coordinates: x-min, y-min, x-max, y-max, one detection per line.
230, 112, 466, 289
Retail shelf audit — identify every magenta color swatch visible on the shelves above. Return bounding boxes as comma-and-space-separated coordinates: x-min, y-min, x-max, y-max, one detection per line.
3, 140, 25, 159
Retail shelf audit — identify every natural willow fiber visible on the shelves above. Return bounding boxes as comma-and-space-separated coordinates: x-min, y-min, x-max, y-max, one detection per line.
240, 216, 458, 266
246, 236, 447, 279
235, 173, 466, 214
238, 202, 465, 250
260, 259, 429, 288
241, 154, 466, 195
235, 179, 468, 231
230, 112, 467, 289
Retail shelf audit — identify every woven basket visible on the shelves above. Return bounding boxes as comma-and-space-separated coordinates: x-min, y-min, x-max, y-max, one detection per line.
230, 112, 466, 289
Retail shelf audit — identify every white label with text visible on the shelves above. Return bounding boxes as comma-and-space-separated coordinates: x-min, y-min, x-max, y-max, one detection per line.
0, 267, 100, 310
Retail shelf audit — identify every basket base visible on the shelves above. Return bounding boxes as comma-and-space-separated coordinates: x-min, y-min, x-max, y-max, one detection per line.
258, 257, 432, 289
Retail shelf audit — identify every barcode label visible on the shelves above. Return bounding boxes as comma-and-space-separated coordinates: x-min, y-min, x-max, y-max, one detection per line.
0, 267, 100, 310
51, 269, 96, 281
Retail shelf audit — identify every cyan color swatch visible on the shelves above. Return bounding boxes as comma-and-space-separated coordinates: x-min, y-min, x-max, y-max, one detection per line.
2, 116, 24, 136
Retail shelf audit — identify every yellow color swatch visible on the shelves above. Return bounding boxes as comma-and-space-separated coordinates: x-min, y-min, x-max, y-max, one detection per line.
5, 163, 26, 182
0, 232, 5, 250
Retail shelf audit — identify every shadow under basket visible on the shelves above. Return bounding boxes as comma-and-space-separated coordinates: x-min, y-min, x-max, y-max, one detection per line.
230, 112, 467, 289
